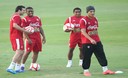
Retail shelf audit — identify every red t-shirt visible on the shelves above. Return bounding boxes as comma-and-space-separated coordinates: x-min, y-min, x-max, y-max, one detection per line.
10, 13, 23, 39
80, 16, 100, 44
64, 16, 83, 40
22, 16, 42, 39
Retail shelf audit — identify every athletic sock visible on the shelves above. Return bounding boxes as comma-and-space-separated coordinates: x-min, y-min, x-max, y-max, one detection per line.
68, 60, 72, 63
21, 64, 25, 67
15, 63, 20, 70
79, 59, 83, 65
30, 63, 34, 69
102, 66, 108, 72
7, 62, 16, 69
84, 69, 89, 72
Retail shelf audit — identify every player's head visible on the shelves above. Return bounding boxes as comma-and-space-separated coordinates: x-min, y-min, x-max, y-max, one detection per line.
26, 7, 34, 17
15, 5, 25, 15
73, 7, 81, 17
86, 6, 95, 18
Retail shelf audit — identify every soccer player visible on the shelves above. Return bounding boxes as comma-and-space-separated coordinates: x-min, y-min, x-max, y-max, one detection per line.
80, 6, 115, 76
64, 7, 83, 67
7, 5, 31, 74
20, 7, 46, 71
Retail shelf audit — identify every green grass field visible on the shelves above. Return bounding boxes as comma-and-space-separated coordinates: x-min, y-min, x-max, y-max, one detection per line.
0, 0, 128, 78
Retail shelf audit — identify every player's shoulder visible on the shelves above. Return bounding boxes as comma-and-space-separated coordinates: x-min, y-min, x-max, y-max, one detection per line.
81, 16, 84, 18
11, 13, 20, 19
34, 16, 41, 19
94, 16, 98, 20
22, 16, 28, 21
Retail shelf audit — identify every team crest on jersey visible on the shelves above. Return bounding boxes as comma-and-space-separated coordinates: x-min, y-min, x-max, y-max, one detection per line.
36, 19, 39, 21
95, 21, 97, 24
73, 20, 75, 22
28, 20, 31, 22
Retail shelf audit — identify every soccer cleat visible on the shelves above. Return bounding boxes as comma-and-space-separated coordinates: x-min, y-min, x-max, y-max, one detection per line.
6, 69, 17, 74
15, 70, 21, 73
103, 70, 115, 75
83, 72, 91, 77
20, 66, 25, 72
66, 62, 72, 67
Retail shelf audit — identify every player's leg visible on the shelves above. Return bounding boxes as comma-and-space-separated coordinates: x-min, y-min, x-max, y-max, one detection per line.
7, 38, 24, 74
32, 52, 39, 63
82, 44, 94, 76
21, 39, 32, 71
78, 40, 83, 66
78, 48, 83, 66
66, 48, 75, 67
29, 39, 41, 69
66, 39, 77, 67
94, 41, 115, 75
21, 52, 31, 71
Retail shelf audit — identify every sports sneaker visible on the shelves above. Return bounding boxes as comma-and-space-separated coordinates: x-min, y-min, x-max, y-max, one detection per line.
66, 62, 72, 67
83, 72, 91, 77
20, 66, 25, 72
103, 70, 115, 75
6, 69, 17, 74
15, 70, 21, 73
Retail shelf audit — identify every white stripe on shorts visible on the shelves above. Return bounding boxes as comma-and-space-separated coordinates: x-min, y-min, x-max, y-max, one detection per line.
16, 39, 20, 50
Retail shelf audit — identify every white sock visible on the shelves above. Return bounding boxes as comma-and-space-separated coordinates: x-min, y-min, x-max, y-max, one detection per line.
21, 64, 25, 67
8, 62, 16, 69
68, 60, 72, 63
79, 59, 83, 62
30, 63, 34, 68
15, 63, 20, 70
84, 69, 89, 73
79, 59, 83, 66
102, 66, 108, 72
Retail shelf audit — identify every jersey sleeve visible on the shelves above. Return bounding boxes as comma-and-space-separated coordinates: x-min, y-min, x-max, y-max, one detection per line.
80, 18, 87, 29
12, 16, 21, 25
39, 17, 42, 27
21, 18, 27, 27
64, 18, 69, 25
95, 17, 98, 27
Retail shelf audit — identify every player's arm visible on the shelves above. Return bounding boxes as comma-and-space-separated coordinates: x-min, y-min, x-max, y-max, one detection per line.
80, 19, 96, 44
39, 27, 46, 44
81, 29, 96, 44
13, 23, 30, 33
64, 29, 73, 32
23, 32, 32, 44
63, 17, 73, 32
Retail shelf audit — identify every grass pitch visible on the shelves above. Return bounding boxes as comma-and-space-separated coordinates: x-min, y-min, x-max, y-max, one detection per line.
0, 0, 128, 78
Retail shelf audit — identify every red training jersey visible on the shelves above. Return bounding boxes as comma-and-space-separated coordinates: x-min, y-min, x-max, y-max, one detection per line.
80, 16, 100, 44
64, 16, 83, 40
10, 13, 23, 39
22, 16, 42, 39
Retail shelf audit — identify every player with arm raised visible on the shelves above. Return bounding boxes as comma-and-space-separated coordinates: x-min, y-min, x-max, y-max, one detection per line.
64, 7, 83, 67
20, 7, 46, 71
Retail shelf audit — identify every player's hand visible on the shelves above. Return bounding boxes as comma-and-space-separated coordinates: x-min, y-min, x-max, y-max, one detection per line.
24, 30, 33, 34
42, 38, 46, 44
27, 39, 32, 44
90, 39, 97, 44
34, 28, 40, 32
64, 29, 72, 32
73, 28, 80, 32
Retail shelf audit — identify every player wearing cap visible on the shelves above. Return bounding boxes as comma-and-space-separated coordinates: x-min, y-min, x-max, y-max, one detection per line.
80, 6, 115, 76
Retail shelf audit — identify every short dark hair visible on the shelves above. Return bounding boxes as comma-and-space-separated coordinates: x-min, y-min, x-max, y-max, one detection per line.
86, 6, 95, 13
15, 5, 25, 12
26, 7, 33, 10
73, 7, 81, 12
